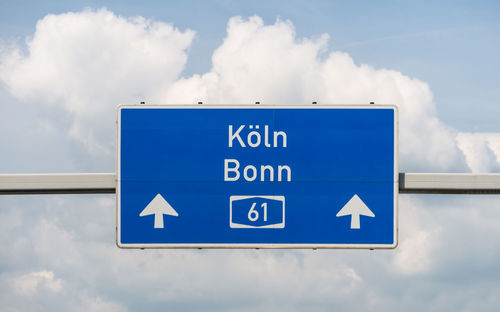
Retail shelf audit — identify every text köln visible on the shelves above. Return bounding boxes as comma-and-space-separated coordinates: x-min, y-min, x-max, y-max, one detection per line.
224, 125, 292, 182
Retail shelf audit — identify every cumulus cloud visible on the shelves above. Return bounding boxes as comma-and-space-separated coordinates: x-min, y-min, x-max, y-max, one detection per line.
76, 294, 128, 312
3, 268, 125, 312
0, 8, 195, 166
393, 196, 441, 275
457, 133, 500, 172
9, 270, 62, 296
0, 11, 473, 172
163, 16, 466, 171
3, 193, 500, 311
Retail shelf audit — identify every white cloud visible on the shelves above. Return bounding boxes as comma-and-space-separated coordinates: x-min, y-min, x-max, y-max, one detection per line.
393, 196, 441, 275
457, 132, 500, 172
162, 16, 466, 172
0, 8, 195, 167
76, 294, 128, 312
9, 270, 62, 296
0, 12, 469, 172
2, 192, 500, 311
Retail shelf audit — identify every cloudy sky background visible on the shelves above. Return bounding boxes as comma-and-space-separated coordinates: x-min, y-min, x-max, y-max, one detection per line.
1, 1, 500, 311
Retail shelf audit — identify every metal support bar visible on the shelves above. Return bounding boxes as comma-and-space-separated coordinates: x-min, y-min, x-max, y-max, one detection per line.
0, 173, 116, 194
1, 173, 500, 195
400, 173, 500, 194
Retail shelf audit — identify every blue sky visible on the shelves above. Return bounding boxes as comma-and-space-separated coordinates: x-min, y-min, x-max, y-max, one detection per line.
1, 1, 500, 311
2, 1, 499, 131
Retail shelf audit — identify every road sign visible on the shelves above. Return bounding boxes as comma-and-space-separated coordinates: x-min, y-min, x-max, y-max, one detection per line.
117, 105, 398, 248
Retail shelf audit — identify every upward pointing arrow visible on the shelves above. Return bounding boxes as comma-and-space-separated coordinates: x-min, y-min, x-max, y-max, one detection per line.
336, 194, 375, 229
139, 194, 178, 229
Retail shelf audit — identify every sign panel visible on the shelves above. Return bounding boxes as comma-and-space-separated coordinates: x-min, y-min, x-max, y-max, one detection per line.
117, 105, 398, 248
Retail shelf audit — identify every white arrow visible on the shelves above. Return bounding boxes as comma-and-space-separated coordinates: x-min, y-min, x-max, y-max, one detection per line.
336, 194, 375, 229
139, 194, 178, 229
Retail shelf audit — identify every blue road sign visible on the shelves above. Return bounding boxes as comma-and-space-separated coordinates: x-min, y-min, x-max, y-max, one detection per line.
117, 105, 398, 248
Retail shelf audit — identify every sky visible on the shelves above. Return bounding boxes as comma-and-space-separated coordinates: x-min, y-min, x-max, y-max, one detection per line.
1, 1, 500, 311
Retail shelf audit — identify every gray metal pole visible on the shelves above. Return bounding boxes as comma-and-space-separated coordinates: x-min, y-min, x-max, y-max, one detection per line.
1, 173, 500, 195
399, 173, 500, 194
0, 173, 115, 194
